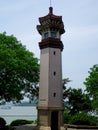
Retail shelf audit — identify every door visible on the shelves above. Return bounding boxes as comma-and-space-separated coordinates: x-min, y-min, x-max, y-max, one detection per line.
51, 111, 58, 130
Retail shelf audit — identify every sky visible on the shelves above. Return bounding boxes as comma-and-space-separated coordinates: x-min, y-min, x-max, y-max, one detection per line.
0, 0, 98, 90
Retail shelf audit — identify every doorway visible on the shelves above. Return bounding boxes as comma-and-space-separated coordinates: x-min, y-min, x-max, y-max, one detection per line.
51, 111, 58, 130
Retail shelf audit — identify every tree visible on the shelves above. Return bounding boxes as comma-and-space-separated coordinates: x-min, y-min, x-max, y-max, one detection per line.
64, 88, 92, 114
84, 64, 98, 111
62, 78, 71, 100
63, 78, 92, 114
0, 32, 39, 103
63, 87, 94, 125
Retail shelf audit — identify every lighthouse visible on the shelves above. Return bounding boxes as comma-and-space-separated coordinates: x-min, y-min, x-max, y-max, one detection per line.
37, 7, 65, 130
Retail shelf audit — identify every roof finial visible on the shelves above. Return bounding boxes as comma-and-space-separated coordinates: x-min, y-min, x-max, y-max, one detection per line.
49, 6, 53, 14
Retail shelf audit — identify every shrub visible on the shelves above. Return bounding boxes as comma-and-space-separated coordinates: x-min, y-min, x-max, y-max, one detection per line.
34, 119, 38, 124
0, 117, 6, 127
69, 112, 98, 126
64, 110, 71, 124
10, 119, 33, 126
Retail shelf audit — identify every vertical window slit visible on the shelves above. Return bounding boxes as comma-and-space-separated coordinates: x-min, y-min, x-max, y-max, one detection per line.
53, 71, 56, 76
53, 51, 56, 55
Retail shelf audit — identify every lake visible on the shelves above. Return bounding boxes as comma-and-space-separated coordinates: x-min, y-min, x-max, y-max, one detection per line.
0, 106, 37, 124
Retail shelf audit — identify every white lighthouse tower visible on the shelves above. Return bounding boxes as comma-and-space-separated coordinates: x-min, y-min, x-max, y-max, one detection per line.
37, 7, 65, 130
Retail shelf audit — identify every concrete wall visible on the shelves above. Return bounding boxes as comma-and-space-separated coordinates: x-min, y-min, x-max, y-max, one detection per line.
64, 124, 98, 130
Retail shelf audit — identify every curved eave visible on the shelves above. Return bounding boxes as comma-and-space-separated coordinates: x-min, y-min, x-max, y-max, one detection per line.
39, 38, 64, 51
39, 14, 62, 23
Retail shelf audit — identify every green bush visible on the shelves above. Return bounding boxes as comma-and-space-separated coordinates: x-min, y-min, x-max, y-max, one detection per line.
10, 119, 33, 126
34, 119, 38, 124
0, 117, 6, 127
69, 112, 98, 126
64, 110, 71, 124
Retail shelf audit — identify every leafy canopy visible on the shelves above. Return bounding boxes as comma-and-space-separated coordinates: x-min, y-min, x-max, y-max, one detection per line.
64, 88, 92, 114
0, 32, 39, 103
84, 64, 98, 111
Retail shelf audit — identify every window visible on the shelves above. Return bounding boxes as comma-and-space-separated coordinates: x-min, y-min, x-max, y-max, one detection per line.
53, 93, 56, 97
53, 71, 56, 76
53, 51, 56, 55
51, 32, 56, 38
44, 32, 48, 39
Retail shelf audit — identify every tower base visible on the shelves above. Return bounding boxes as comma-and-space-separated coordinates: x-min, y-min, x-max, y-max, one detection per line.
38, 126, 51, 130
37, 107, 64, 130
36, 126, 65, 130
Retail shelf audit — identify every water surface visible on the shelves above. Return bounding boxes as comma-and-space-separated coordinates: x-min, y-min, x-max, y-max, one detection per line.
0, 106, 37, 124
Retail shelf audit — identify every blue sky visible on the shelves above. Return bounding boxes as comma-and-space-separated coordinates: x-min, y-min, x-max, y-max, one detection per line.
0, 0, 98, 90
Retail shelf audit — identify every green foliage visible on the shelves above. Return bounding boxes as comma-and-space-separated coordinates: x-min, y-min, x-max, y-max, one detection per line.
64, 111, 98, 126
62, 78, 71, 100
84, 64, 98, 111
63, 78, 95, 125
10, 119, 33, 126
0, 32, 39, 102
0, 117, 6, 126
64, 88, 92, 114
69, 112, 98, 126
63, 109, 71, 124
84, 64, 98, 97
63, 86, 95, 125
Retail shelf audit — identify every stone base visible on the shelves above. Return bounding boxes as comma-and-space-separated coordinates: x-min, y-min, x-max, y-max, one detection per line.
60, 126, 65, 130
38, 126, 51, 130
34, 126, 65, 130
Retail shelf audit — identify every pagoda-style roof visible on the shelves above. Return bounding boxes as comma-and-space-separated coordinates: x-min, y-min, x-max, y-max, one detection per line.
37, 7, 65, 35
39, 7, 62, 22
